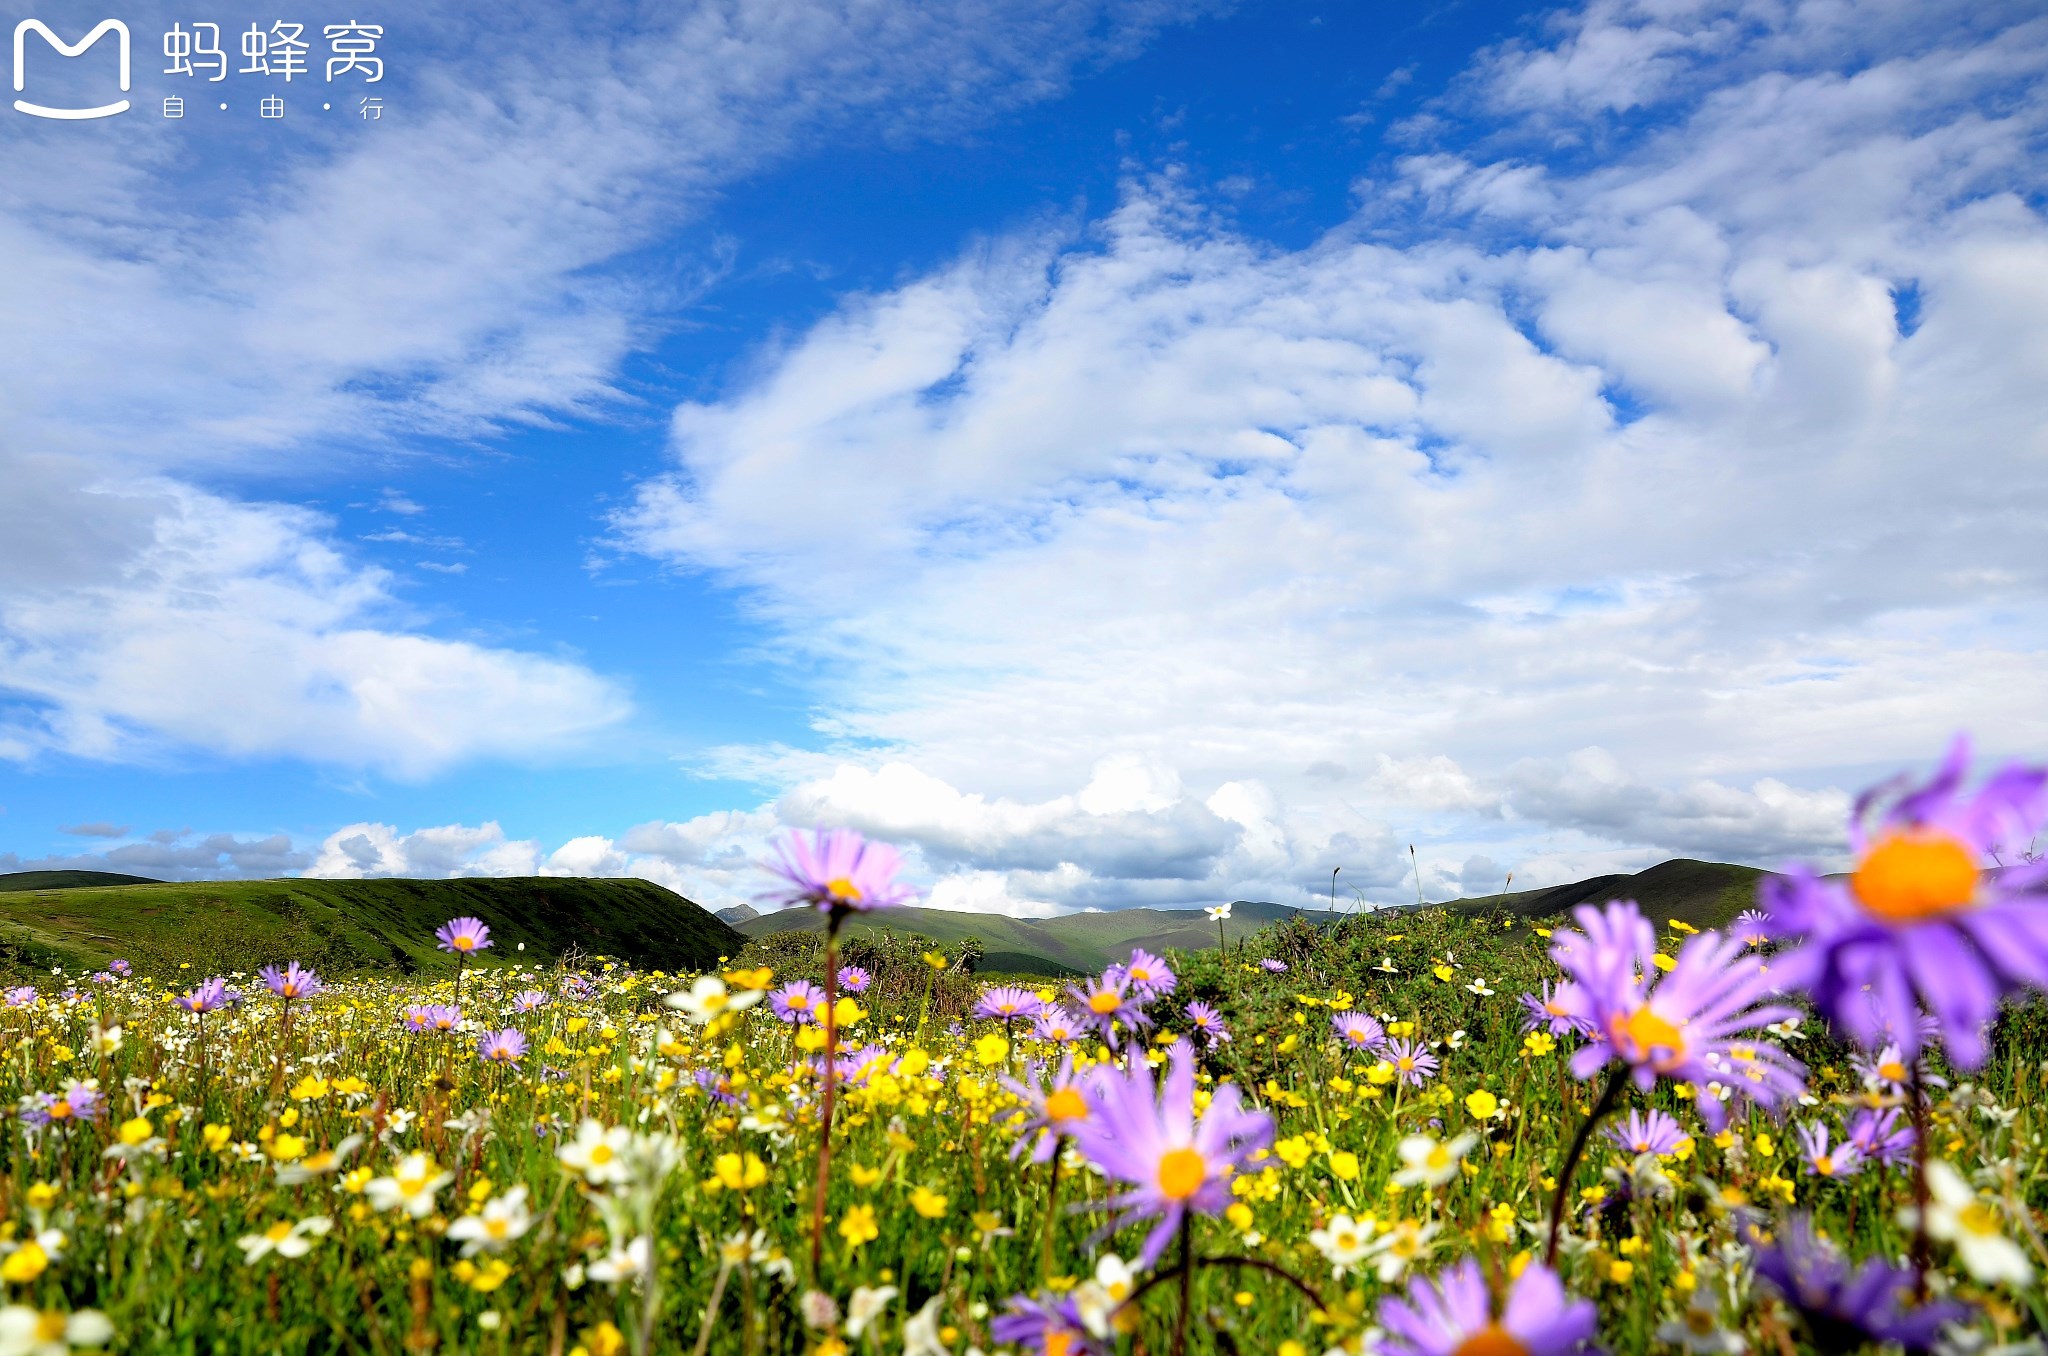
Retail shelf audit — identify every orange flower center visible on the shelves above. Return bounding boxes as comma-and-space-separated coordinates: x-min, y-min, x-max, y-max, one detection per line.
825, 876, 864, 903
1045, 1332, 1075, 1356
1156, 1146, 1207, 1201
1452, 1323, 1529, 1356
1043, 1088, 1088, 1124
1089, 991, 1122, 1015
1616, 1006, 1686, 1068
1852, 831, 1979, 921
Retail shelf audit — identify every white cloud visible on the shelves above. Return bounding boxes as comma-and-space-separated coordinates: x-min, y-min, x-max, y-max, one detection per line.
612, 0, 2048, 907
0, 475, 627, 776
0, 0, 1214, 771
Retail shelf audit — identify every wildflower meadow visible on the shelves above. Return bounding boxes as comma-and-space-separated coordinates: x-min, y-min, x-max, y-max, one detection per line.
1, 740, 2045, 1355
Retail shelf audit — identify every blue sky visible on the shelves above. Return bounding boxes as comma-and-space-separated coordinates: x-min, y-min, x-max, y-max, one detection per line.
3, 0, 2045, 913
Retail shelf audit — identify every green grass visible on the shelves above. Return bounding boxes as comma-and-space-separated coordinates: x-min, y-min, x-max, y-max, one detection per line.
0, 876, 743, 980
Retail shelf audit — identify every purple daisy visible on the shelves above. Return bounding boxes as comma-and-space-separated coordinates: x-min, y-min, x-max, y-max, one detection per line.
1606, 1109, 1687, 1157
1066, 973, 1151, 1043
1747, 1215, 1970, 1354
1115, 948, 1176, 998
760, 827, 916, 913
1795, 1121, 1862, 1179
1384, 1038, 1439, 1086
435, 916, 493, 954
1377, 1258, 1597, 1356
1519, 980, 1578, 1037
20, 1083, 105, 1129
512, 990, 549, 1012
769, 980, 825, 1024
836, 965, 873, 994
1032, 1007, 1083, 1044
257, 962, 324, 1002
175, 977, 240, 1014
477, 1028, 527, 1064
1547, 900, 1805, 1129
990, 1292, 1102, 1356
974, 986, 1045, 1021
403, 1003, 463, 1033
1068, 1044, 1273, 1266
1258, 957, 1288, 973
1331, 1010, 1387, 1053
1845, 1106, 1914, 1166
4, 986, 35, 1008
693, 1068, 745, 1106
1185, 1001, 1230, 1048
1000, 1056, 1094, 1163
1761, 737, 2048, 1067
1733, 908, 1771, 948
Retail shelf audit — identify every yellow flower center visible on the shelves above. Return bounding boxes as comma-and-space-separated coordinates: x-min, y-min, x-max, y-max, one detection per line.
265, 1222, 293, 1243
1957, 1202, 2001, 1237
453, 936, 475, 951
34, 1314, 67, 1342
1089, 991, 1122, 1015
1451, 1324, 1529, 1356
1128, 966, 1152, 983
1043, 1088, 1088, 1123
1878, 1060, 1908, 1082
1617, 1006, 1686, 1068
486, 1218, 509, 1239
1156, 1147, 1207, 1201
825, 876, 865, 903
1852, 830, 1979, 921
1685, 1308, 1717, 1337
589, 1144, 614, 1166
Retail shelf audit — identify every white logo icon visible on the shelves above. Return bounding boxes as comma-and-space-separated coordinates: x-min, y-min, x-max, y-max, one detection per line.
13, 19, 131, 120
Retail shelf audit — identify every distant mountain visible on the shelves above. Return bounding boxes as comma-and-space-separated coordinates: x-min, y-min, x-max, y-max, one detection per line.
734, 859, 1771, 974
0, 876, 743, 979
0, 870, 162, 890
716, 902, 761, 925
737, 898, 1310, 975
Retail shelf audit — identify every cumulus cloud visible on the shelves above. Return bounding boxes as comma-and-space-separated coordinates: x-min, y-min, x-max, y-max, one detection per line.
613, 0, 2048, 907
0, 0, 1214, 771
0, 475, 628, 776
0, 831, 308, 882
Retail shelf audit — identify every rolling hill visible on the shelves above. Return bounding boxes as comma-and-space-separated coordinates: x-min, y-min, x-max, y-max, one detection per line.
737, 858, 1773, 974
0, 876, 743, 980
0, 869, 163, 891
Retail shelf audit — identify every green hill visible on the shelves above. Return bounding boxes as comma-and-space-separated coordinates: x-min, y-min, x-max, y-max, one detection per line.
0, 876, 742, 980
0, 869, 162, 890
1434, 858, 1766, 931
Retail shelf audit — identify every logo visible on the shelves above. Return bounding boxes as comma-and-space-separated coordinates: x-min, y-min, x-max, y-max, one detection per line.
13, 18, 131, 119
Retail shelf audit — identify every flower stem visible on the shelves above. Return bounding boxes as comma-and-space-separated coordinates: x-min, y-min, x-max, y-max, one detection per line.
1174, 1216, 1194, 1356
1546, 1064, 1627, 1266
1908, 1064, 1932, 1297
1041, 1141, 1062, 1282
809, 907, 846, 1283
